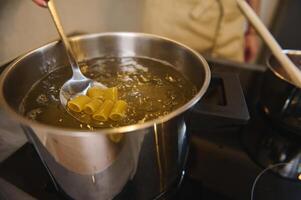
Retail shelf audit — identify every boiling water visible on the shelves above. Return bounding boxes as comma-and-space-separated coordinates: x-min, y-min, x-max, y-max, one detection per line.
22, 57, 197, 129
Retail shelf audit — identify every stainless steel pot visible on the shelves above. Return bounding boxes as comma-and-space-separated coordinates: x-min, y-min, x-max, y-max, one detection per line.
0, 32, 210, 200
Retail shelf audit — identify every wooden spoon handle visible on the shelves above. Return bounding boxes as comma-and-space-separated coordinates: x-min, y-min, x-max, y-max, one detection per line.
237, 0, 301, 87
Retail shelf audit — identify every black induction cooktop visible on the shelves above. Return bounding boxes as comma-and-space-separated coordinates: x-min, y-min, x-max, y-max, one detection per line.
1, 58, 301, 200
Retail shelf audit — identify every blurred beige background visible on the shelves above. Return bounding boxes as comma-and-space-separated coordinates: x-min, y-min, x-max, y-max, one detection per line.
0, 0, 278, 66
0, 0, 143, 66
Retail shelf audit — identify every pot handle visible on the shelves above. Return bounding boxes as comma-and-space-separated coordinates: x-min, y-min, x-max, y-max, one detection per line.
188, 72, 249, 130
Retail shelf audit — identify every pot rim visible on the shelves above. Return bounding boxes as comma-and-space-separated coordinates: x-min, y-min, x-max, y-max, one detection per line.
0, 32, 211, 136
266, 49, 301, 87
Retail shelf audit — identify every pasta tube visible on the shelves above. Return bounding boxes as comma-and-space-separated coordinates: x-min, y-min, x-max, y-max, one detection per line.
87, 87, 105, 100
67, 95, 92, 113
109, 100, 128, 121
103, 87, 118, 101
92, 100, 114, 121
83, 99, 103, 115
108, 133, 124, 143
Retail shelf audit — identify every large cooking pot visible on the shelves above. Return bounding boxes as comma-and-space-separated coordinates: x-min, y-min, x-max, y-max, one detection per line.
0, 33, 210, 200
259, 50, 301, 136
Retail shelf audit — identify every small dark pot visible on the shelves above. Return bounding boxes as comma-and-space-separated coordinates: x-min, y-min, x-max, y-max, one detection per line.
259, 50, 301, 136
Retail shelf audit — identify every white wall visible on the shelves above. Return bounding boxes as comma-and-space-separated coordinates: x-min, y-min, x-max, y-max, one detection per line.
0, 0, 143, 66
259, 0, 280, 28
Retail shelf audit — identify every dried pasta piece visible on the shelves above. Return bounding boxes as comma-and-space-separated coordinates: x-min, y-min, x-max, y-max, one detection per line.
67, 95, 92, 113
92, 100, 114, 121
103, 87, 118, 101
83, 99, 103, 115
108, 133, 124, 143
109, 100, 128, 121
87, 87, 105, 100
